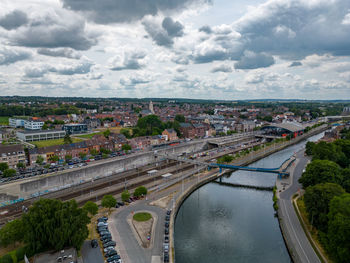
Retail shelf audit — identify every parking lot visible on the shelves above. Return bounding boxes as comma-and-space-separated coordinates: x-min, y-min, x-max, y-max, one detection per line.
81, 240, 104, 263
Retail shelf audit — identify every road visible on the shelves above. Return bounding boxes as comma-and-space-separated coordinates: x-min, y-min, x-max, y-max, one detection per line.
112, 201, 166, 263
279, 150, 321, 263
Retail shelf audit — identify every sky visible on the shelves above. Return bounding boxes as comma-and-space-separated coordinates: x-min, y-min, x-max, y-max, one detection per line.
0, 0, 350, 100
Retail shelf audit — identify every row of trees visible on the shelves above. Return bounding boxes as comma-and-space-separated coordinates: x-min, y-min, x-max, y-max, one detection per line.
0, 199, 90, 255
120, 114, 184, 138
300, 136, 350, 262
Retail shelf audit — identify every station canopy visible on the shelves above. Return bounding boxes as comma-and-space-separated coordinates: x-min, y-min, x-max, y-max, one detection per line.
262, 122, 304, 133
162, 173, 172, 178
147, 170, 158, 174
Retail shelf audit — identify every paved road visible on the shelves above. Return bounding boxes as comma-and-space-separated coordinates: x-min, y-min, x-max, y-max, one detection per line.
279, 151, 321, 263
81, 240, 104, 263
113, 202, 166, 263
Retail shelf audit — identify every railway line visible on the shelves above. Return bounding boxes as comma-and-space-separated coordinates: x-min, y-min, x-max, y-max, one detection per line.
0, 139, 261, 225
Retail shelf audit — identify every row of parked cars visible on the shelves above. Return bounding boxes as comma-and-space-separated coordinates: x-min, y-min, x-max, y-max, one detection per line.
163, 210, 171, 262
91, 216, 121, 263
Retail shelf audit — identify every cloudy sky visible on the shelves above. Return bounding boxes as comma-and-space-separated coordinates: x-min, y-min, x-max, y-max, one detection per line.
0, 0, 350, 100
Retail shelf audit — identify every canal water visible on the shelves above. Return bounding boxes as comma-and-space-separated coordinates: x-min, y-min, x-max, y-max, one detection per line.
174, 132, 324, 263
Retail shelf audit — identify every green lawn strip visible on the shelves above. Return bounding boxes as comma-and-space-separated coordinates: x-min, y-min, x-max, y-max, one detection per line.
0, 116, 9, 125
75, 132, 103, 139
133, 212, 152, 222
294, 197, 330, 263
32, 138, 83, 148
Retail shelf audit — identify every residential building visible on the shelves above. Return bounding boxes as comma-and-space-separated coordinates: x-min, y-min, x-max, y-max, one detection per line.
17, 130, 66, 142
0, 145, 26, 168
179, 123, 196, 139
63, 124, 88, 134
162, 129, 178, 141
9, 118, 25, 128
192, 123, 206, 138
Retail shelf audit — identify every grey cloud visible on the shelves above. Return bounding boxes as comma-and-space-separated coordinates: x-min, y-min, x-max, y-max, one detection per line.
24, 67, 47, 78
12, 15, 98, 50
171, 55, 189, 65
192, 49, 227, 64
143, 17, 184, 47
0, 10, 28, 30
110, 51, 147, 71
199, 25, 212, 34
236, 0, 350, 59
37, 48, 82, 59
289, 61, 302, 67
49, 61, 94, 75
120, 75, 150, 86
162, 17, 184, 37
62, 0, 210, 24
211, 64, 232, 73
0, 48, 31, 65
234, 51, 275, 69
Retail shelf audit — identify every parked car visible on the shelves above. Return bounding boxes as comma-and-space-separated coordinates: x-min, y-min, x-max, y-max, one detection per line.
165, 215, 170, 221
117, 201, 124, 206
164, 236, 169, 243
103, 241, 116, 248
166, 210, 171, 215
104, 246, 115, 253
165, 222, 169, 228
106, 249, 118, 257
164, 228, 169, 235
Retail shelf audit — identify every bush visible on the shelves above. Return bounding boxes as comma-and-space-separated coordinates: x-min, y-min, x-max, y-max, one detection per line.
0, 254, 13, 263
16, 247, 26, 261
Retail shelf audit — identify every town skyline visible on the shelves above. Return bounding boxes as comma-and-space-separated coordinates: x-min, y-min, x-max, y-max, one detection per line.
1, 0, 350, 100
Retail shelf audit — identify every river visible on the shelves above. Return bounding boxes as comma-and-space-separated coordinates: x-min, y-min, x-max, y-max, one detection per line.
174, 132, 324, 263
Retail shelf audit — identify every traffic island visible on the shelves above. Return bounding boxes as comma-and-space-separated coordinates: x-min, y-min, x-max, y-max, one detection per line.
131, 212, 154, 248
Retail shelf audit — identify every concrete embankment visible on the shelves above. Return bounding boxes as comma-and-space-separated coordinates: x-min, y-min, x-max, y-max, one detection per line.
169, 125, 327, 263
0, 140, 208, 202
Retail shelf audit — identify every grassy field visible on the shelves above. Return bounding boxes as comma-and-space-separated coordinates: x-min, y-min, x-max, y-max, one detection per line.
75, 131, 103, 139
32, 138, 83, 148
0, 116, 9, 125
133, 212, 152, 222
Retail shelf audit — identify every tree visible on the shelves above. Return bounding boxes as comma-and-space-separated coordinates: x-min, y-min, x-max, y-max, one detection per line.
299, 160, 342, 189
136, 115, 163, 136
42, 123, 49, 130
122, 144, 131, 152
304, 183, 345, 232
100, 148, 111, 154
83, 201, 98, 216
0, 219, 24, 247
22, 199, 90, 253
121, 190, 130, 202
174, 114, 185, 123
49, 155, 59, 163
36, 155, 44, 165
79, 152, 87, 160
101, 195, 116, 211
90, 149, 99, 156
3, 169, 16, 178
134, 186, 147, 197
64, 133, 72, 144
103, 129, 111, 138
65, 154, 72, 162
0, 162, 9, 172
17, 162, 25, 169
305, 141, 315, 156
120, 128, 131, 139
326, 193, 350, 262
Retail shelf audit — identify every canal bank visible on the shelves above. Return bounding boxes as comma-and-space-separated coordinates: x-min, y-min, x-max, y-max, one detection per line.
169, 125, 327, 263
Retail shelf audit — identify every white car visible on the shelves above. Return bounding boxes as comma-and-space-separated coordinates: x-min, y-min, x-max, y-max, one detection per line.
104, 246, 115, 253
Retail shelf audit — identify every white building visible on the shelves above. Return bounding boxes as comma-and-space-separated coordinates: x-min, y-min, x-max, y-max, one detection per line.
17, 130, 65, 142
9, 118, 25, 128
24, 120, 44, 130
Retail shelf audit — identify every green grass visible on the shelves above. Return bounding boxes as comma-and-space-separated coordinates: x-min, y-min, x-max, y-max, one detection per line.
133, 212, 152, 222
0, 116, 9, 125
32, 138, 83, 148
75, 132, 103, 139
